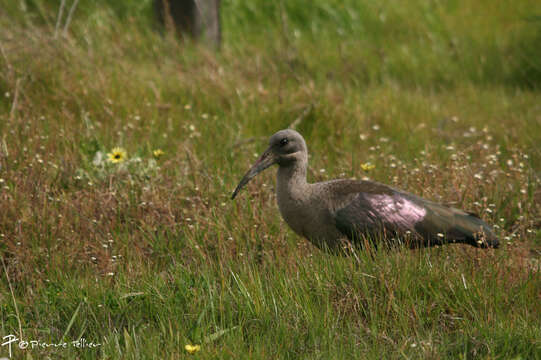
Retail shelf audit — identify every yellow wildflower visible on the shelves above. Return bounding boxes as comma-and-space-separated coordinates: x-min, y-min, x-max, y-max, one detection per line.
107, 147, 127, 163
185, 344, 201, 354
360, 162, 375, 171
153, 149, 165, 159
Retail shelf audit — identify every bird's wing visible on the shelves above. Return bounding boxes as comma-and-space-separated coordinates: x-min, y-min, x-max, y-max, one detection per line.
329, 180, 498, 247
331, 181, 427, 241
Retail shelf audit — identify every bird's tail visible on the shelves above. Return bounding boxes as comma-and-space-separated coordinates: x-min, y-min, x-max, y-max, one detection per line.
414, 199, 500, 249
450, 211, 499, 248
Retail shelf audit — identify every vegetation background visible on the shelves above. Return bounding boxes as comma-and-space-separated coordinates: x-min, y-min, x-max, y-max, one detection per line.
0, 0, 540, 358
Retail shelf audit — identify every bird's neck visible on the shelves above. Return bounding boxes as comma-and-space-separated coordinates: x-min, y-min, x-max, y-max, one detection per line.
277, 161, 309, 199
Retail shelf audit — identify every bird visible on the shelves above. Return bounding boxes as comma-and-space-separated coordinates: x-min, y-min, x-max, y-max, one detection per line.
231, 129, 499, 253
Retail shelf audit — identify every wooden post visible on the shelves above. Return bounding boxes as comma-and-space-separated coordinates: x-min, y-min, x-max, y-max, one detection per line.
154, 0, 221, 48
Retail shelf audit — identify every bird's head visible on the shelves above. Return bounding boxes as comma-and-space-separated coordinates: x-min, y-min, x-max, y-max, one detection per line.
231, 129, 307, 199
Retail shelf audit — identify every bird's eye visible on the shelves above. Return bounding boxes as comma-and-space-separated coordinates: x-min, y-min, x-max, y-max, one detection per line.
279, 138, 289, 147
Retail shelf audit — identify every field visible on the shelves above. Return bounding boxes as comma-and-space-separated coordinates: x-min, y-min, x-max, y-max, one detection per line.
1, 0, 540, 358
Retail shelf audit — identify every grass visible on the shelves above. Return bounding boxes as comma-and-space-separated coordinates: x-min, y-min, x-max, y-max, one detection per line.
1, 0, 540, 358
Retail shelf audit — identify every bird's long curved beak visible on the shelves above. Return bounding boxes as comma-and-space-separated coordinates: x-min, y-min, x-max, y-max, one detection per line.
231, 148, 277, 199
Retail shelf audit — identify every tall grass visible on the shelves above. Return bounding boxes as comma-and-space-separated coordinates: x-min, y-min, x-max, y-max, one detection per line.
0, 0, 540, 358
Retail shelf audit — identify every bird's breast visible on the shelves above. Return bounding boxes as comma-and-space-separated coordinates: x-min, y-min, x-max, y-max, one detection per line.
276, 187, 341, 247
276, 188, 309, 237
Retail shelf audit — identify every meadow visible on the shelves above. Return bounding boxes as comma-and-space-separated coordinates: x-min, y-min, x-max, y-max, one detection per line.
0, 0, 540, 358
